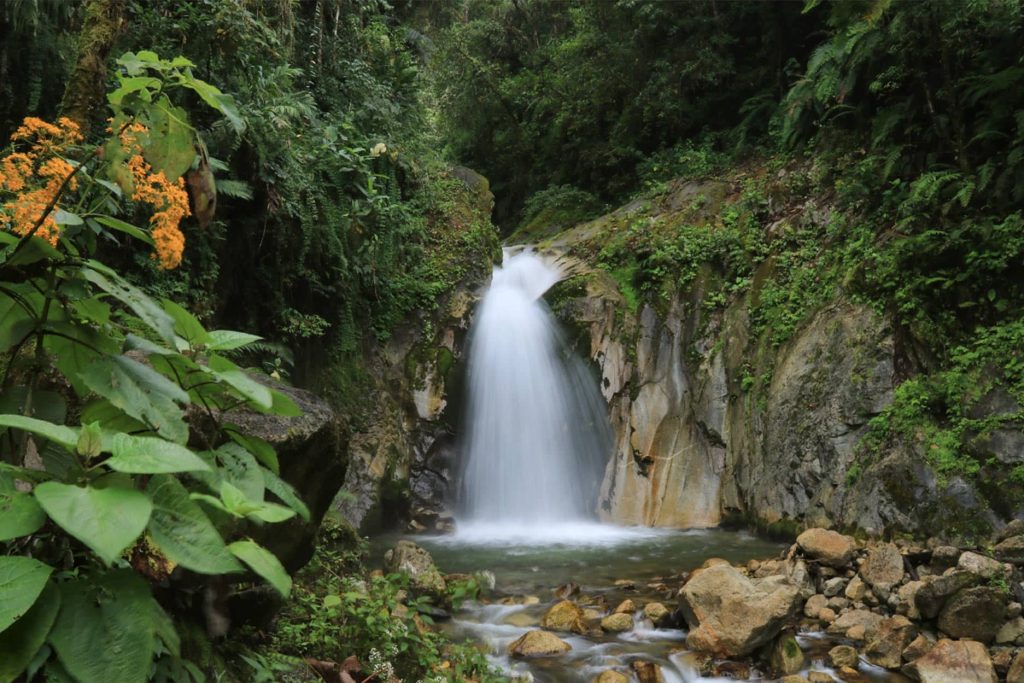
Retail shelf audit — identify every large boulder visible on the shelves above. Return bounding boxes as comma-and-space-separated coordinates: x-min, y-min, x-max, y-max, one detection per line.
508, 630, 571, 657
383, 540, 446, 596
226, 381, 343, 572
860, 543, 904, 592
936, 586, 1007, 642
864, 615, 917, 669
915, 570, 982, 618
995, 535, 1024, 564
796, 528, 856, 568
904, 639, 997, 683
958, 551, 1011, 580
679, 564, 801, 657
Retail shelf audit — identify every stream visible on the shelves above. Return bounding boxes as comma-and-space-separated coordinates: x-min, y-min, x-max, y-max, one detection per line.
376, 526, 911, 682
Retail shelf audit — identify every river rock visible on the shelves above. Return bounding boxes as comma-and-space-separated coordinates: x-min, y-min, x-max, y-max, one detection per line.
383, 541, 446, 595
644, 601, 670, 625
504, 612, 539, 628
594, 672, 629, 683
828, 644, 859, 668
999, 520, 1024, 542
864, 615, 917, 669
936, 586, 1006, 642
542, 600, 587, 634
631, 661, 665, 683
797, 528, 856, 567
845, 575, 868, 602
930, 546, 962, 572
897, 580, 925, 619
915, 570, 981, 618
826, 609, 884, 641
679, 564, 801, 657
601, 612, 634, 632
861, 543, 904, 592
804, 593, 828, 618
769, 632, 805, 676
1007, 651, 1024, 683
903, 639, 997, 683
613, 598, 636, 614
508, 630, 571, 657
902, 632, 936, 662
823, 576, 847, 597
995, 535, 1024, 564
958, 551, 1010, 579
995, 616, 1024, 644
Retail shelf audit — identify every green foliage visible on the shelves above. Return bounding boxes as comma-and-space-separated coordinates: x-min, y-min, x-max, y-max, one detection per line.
0, 56, 306, 682
270, 531, 500, 683
513, 184, 603, 240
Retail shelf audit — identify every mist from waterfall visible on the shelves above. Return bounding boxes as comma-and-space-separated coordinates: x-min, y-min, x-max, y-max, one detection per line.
457, 248, 611, 539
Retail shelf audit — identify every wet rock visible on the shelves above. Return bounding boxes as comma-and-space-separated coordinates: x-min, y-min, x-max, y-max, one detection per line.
902, 632, 935, 662
504, 612, 539, 628
995, 616, 1024, 644
613, 598, 636, 614
582, 607, 604, 621
808, 673, 834, 683
819, 607, 837, 623
936, 586, 1006, 642
864, 615, 917, 669
828, 644, 859, 668
860, 543, 904, 592
601, 612, 635, 632
508, 630, 571, 657
644, 601, 670, 625
915, 570, 981, 618
679, 564, 801, 657
804, 593, 828, 618
826, 609, 884, 642
779, 676, 808, 683
593, 672, 629, 683
958, 551, 1011, 580
383, 541, 446, 596
903, 638, 997, 683
631, 660, 665, 683
995, 535, 1024, 564
1008, 650, 1024, 683
797, 529, 857, 568
541, 600, 587, 634
769, 632, 805, 676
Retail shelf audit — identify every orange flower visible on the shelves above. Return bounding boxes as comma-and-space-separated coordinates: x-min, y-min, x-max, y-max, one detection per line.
125, 152, 190, 269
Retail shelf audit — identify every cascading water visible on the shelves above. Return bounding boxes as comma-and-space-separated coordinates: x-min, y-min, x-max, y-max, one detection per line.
457, 248, 611, 536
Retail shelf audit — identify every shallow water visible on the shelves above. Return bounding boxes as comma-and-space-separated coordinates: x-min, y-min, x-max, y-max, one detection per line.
375, 526, 912, 682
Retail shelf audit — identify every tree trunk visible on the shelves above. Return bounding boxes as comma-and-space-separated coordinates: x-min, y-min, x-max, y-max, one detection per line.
59, 0, 125, 132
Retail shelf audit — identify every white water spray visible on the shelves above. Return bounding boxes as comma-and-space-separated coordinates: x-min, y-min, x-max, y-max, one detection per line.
458, 248, 610, 535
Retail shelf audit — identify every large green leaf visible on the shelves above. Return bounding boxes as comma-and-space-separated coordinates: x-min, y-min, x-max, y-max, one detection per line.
106, 433, 211, 474
206, 330, 261, 351
48, 572, 159, 683
0, 287, 39, 352
143, 102, 195, 181
81, 264, 176, 345
92, 215, 154, 246
146, 475, 242, 575
0, 490, 46, 540
33, 483, 151, 565
0, 557, 52, 633
0, 582, 59, 683
186, 80, 245, 134
78, 356, 189, 443
161, 300, 209, 347
228, 540, 291, 597
0, 415, 78, 451
263, 469, 310, 522
225, 428, 279, 474
43, 321, 119, 397
206, 355, 272, 409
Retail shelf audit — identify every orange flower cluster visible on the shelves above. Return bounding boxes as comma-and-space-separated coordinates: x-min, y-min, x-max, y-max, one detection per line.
114, 123, 189, 269
0, 117, 82, 245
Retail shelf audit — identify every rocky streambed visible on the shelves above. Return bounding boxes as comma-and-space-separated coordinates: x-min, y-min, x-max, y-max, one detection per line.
377, 524, 1024, 682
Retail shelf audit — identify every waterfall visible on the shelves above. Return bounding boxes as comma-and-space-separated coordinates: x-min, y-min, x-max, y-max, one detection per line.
458, 248, 611, 534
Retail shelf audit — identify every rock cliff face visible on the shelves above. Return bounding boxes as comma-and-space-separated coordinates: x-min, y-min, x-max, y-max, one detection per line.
540, 178, 1013, 539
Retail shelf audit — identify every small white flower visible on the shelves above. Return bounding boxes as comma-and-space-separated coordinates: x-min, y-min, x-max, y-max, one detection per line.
370, 142, 387, 158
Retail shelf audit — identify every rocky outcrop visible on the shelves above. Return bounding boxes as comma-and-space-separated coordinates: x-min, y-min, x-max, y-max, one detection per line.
542, 177, 1018, 539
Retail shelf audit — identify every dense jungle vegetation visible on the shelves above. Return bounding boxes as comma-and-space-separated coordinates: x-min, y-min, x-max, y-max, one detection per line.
0, 0, 1022, 681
